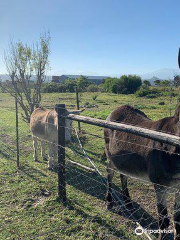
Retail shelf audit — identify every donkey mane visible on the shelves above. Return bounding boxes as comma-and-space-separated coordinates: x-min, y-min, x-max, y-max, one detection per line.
108, 104, 179, 136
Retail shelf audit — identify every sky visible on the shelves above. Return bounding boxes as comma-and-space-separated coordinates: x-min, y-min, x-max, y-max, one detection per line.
0, 0, 180, 76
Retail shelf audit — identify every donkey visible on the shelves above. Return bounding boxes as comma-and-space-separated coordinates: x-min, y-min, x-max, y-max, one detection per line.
30, 107, 84, 169
104, 103, 180, 240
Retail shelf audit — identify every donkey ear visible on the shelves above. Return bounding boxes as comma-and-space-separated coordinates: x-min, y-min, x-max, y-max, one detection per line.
178, 48, 180, 69
174, 105, 180, 122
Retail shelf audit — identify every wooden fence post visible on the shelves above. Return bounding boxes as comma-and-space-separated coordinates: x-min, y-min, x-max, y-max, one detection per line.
75, 87, 81, 132
15, 97, 20, 169
55, 104, 66, 203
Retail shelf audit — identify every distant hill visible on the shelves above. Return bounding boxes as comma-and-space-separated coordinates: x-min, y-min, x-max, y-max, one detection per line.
0, 75, 52, 82
1, 68, 180, 84
0, 74, 10, 82
142, 76, 162, 85
141, 68, 179, 80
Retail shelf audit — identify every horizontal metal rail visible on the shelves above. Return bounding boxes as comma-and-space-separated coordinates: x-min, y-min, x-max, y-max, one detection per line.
67, 114, 180, 147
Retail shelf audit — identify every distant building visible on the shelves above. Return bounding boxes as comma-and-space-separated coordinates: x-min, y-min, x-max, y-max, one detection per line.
52, 75, 108, 85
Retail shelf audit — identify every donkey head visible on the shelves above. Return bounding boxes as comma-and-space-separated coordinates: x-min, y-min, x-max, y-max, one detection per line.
65, 108, 85, 142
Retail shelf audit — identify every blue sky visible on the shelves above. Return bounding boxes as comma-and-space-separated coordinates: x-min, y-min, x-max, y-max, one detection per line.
0, 0, 180, 76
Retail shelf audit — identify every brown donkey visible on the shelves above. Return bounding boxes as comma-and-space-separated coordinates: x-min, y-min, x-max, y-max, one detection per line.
104, 49, 180, 240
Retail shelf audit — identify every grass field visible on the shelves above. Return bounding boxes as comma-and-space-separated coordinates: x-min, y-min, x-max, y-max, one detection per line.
0, 91, 178, 240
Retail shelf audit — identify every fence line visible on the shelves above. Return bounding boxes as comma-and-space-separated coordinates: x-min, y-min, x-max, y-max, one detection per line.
2, 100, 180, 239
67, 113, 180, 147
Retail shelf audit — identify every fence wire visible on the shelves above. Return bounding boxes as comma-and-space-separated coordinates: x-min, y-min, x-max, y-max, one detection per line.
1, 100, 180, 240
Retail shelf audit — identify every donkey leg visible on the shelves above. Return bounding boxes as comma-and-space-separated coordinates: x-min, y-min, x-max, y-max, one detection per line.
120, 174, 132, 209
41, 140, 47, 160
32, 137, 38, 162
174, 192, 180, 240
47, 142, 53, 170
154, 184, 170, 240
53, 144, 58, 169
106, 159, 115, 209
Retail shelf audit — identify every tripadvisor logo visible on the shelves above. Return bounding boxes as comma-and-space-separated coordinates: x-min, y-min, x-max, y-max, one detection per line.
135, 227, 173, 235
135, 227, 143, 235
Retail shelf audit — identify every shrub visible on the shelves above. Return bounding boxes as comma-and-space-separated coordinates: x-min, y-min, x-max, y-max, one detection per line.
136, 88, 150, 97
143, 80, 151, 86
159, 101, 165, 105
103, 77, 119, 93
75, 75, 90, 91
136, 87, 161, 98
63, 79, 77, 92
42, 83, 66, 93
87, 84, 99, 92
118, 75, 142, 94
145, 94, 158, 99
92, 95, 98, 101
103, 75, 142, 94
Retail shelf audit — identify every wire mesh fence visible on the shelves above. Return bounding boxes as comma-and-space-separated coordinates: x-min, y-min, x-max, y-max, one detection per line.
1, 96, 180, 240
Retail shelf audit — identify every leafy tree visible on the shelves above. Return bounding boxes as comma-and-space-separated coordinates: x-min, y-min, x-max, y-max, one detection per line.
42, 83, 65, 93
160, 80, 172, 93
103, 75, 142, 94
103, 77, 119, 93
75, 75, 90, 91
1, 32, 50, 122
161, 80, 171, 86
120, 75, 142, 94
87, 84, 99, 92
143, 80, 151, 86
173, 74, 180, 103
173, 74, 180, 87
154, 80, 161, 86
116, 75, 128, 93
63, 79, 77, 92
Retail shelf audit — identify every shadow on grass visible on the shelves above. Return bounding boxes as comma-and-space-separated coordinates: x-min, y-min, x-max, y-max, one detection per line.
64, 198, 131, 240
0, 149, 14, 160
20, 164, 48, 183
0, 146, 16, 160
65, 164, 172, 239
67, 145, 103, 163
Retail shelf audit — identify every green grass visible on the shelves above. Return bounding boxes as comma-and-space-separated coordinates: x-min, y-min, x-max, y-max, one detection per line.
0, 91, 177, 239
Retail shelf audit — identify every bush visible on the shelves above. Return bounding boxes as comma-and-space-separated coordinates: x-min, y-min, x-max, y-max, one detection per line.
145, 94, 158, 98
87, 84, 99, 92
63, 79, 77, 92
159, 101, 165, 105
42, 83, 66, 93
135, 88, 150, 97
103, 77, 119, 93
103, 75, 142, 94
92, 95, 98, 100
136, 87, 161, 98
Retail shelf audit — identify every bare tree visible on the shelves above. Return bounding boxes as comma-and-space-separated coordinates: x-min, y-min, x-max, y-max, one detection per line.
1, 32, 50, 122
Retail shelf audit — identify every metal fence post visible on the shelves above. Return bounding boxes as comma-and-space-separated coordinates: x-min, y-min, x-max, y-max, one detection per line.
55, 104, 66, 203
15, 97, 20, 169
75, 87, 81, 132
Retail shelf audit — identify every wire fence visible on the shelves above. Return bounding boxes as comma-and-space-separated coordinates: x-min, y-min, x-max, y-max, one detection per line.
1, 97, 180, 240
